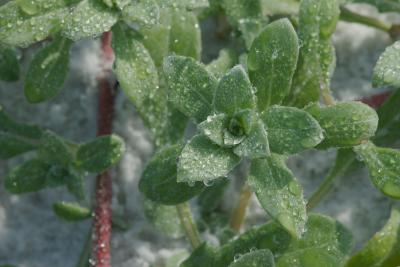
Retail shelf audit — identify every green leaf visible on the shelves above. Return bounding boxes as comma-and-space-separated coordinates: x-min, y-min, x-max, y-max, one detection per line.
198, 178, 230, 215
228, 249, 275, 267
66, 170, 85, 200
139, 145, 205, 205
53, 202, 91, 221
262, 105, 323, 155
306, 102, 379, 149
354, 142, 400, 199
238, 17, 269, 50
112, 23, 171, 146
24, 37, 72, 103
143, 199, 184, 238
0, 47, 20, 81
374, 90, 400, 146
0, 133, 36, 159
206, 49, 237, 79
4, 159, 49, 194
233, 118, 270, 158
276, 214, 353, 267
76, 134, 125, 173
286, 0, 339, 107
163, 55, 217, 122
177, 135, 241, 183
154, 0, 209, 9
169, 9, 201, 60
373, 41, 400, 88
38, 130, 72, 166
249, 154, 307, 238
198, 113, 228, 147
346, 207, 400, 267
214, 65, 255, 116
0, 106, 43, 139
224, 109, 254, 146
248, 18, 299, 111
0, 5, 66, 47
61, 0, 118, 41
44, 165, 69, 187
122, 1, 160, 27
181, 243, 217, 267
221, 0, 262, 27
16, 0, 78, 15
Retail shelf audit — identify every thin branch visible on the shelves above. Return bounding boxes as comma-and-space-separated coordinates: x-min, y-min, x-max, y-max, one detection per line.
229, 183, 253, 232
176, 202, 202, 250
340, 6, 391, 33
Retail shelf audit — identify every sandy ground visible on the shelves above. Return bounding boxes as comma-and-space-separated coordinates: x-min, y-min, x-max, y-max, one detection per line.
0, 4, 399, 267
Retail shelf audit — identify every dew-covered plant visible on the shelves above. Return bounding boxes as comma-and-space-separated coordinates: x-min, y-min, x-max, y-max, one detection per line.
1, 0, 400, 266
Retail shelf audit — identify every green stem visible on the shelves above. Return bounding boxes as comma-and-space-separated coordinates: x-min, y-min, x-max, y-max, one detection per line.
307, 150, 356, 211
340, 6, 391, 33
177, 202, 202, 250
229, 183, 253, 232
76, 226, 92, 267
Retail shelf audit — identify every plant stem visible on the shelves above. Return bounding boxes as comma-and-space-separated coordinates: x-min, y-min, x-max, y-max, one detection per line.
91, 31, 116, 267
321, 88, 336, 106
76, 226, 93, 267
176, 202, 202, 250
230, 183, 252, 232
340, 6, 391, 33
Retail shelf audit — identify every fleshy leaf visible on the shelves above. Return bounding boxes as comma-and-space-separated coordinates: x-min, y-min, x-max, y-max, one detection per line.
143, 199, 183, 238
154, 0, 209, 9
0, 47, 20, 82
286, 0, 339, 107
53, 202, 91, 222
0, 105, 43, 139
228, 249, 275, 267
38, 130, 72, 167
139, 145, 205, 205
76, 134, 125, 173
238, 17, 269, 50
0, 133, 36, 159
16, 0, 79, 15
248, 18, 299, 111
221, 0, 262, 27
62, 0, 118, 41
4, 159, 49, 194
354, 142, 400, 199
306, 102, 378, 149
66, 170, 85, 201
276, 214, 353, 267
346, 207, 400, 267
249, 154, 307, 238
262, 105, 323, 155
177, 135, 241, 183
122, 1, 160, 27
169, 9, 201, 60
206, 49, 237, 79
24, 37, 72, 103
198, 113, 228, 146
214, 65, 255, 116
233, 118, 270, 158
163, 55, 217, 122
373, 41, 400, 88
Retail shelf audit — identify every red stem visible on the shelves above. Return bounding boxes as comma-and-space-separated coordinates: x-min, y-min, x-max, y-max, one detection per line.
359, 91, 391, 109
92, 31, 115, 267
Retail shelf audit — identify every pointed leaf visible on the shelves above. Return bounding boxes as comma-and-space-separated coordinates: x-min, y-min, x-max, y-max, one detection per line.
306, 102, 378, 149
61, 0, 118, 41
38, 130, 73, 166
233, 118, 270, 158
276, 214, 353, 267
4, 159, 49, 194
0, 133, 36, 159
228, 249, 275, 267
373, 41, 400, 88
346, 207, 400, 267
53, 202, 91, 221
178, 135, 241, 183
354, 142, 400, 199
0, 47, 20, 82
249, 154, 307, 238
286, 0, 339, 107
206, 49, 237, 79
262, 105, 323, 155
24, 37, 72, 103
198, 113, 228, 146
169, 9, 201, 60
214, 65, 255, 116
163, 55, 217, 122
139, 145, 205, 205
112, 23, 170, 146
76, 134, 125, 173
248, 18, 299, 111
